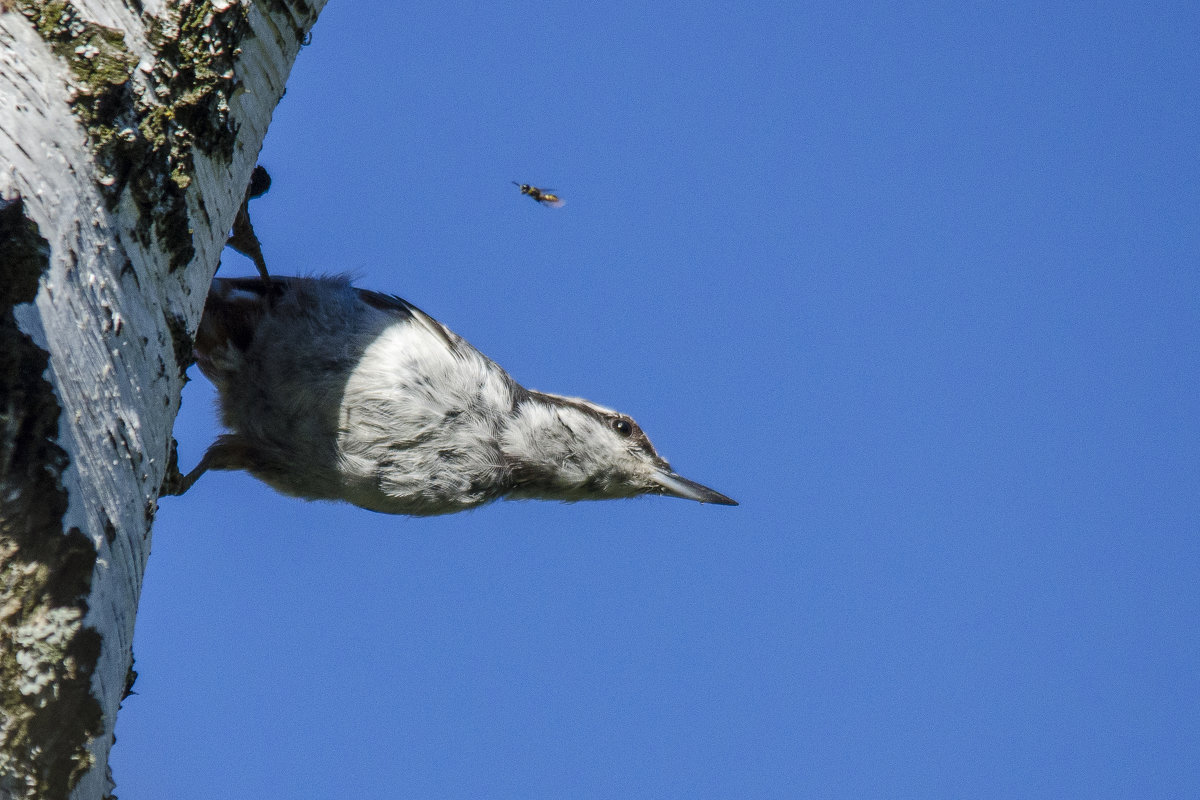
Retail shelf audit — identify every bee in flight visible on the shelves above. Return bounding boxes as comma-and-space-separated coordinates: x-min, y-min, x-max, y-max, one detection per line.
513, 182, 565, 208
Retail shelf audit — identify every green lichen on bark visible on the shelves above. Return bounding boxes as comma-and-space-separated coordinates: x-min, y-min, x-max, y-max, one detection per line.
16, 0, 253, 271
19, 0, 139, 195
23, 1, 136, 86
0, 197, 103, 799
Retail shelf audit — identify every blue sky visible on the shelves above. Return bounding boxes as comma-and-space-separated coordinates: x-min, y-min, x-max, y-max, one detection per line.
113, 2, 1199, 797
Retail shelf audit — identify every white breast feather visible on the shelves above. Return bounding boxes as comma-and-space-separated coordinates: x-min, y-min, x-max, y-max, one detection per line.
336, 313, 514, 513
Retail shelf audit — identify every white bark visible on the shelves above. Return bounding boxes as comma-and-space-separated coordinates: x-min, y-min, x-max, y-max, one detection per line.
0, 1, 325, 797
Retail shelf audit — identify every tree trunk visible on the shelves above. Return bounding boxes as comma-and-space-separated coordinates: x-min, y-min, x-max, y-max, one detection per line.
0, 1, 325, 796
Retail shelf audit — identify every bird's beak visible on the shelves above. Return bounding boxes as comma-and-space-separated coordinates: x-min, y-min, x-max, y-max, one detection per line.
652, 469, 738, 506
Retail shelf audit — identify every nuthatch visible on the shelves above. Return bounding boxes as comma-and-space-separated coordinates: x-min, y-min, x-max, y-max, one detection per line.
181, 276, 736, 515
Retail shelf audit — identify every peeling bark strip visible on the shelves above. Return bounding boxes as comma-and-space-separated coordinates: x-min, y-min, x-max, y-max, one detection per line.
15, 0, 252, 270
0, 197, 102, 800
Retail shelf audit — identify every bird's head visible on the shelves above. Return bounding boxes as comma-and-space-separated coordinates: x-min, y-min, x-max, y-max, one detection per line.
500, 391, 736, 506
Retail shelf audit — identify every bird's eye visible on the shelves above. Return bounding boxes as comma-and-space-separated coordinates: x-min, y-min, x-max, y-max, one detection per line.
611, 418, 633, 437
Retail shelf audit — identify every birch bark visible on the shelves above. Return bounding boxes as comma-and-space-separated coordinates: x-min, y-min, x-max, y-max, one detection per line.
0, 2, 325, 796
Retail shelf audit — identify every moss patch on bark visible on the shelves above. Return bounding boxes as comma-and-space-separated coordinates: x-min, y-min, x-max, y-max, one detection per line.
16, 0, 252, 271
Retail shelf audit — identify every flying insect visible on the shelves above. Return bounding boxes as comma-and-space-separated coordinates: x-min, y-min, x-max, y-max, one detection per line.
513, 182, 565, 208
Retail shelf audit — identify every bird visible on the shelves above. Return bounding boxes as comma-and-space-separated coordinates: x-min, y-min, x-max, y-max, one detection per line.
180, 275, 736, 515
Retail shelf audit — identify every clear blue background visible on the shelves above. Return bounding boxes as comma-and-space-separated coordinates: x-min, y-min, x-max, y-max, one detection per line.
113, 2, 1199, 797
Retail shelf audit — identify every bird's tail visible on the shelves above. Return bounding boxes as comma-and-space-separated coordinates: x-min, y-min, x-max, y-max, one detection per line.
193, 277, 289, 383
